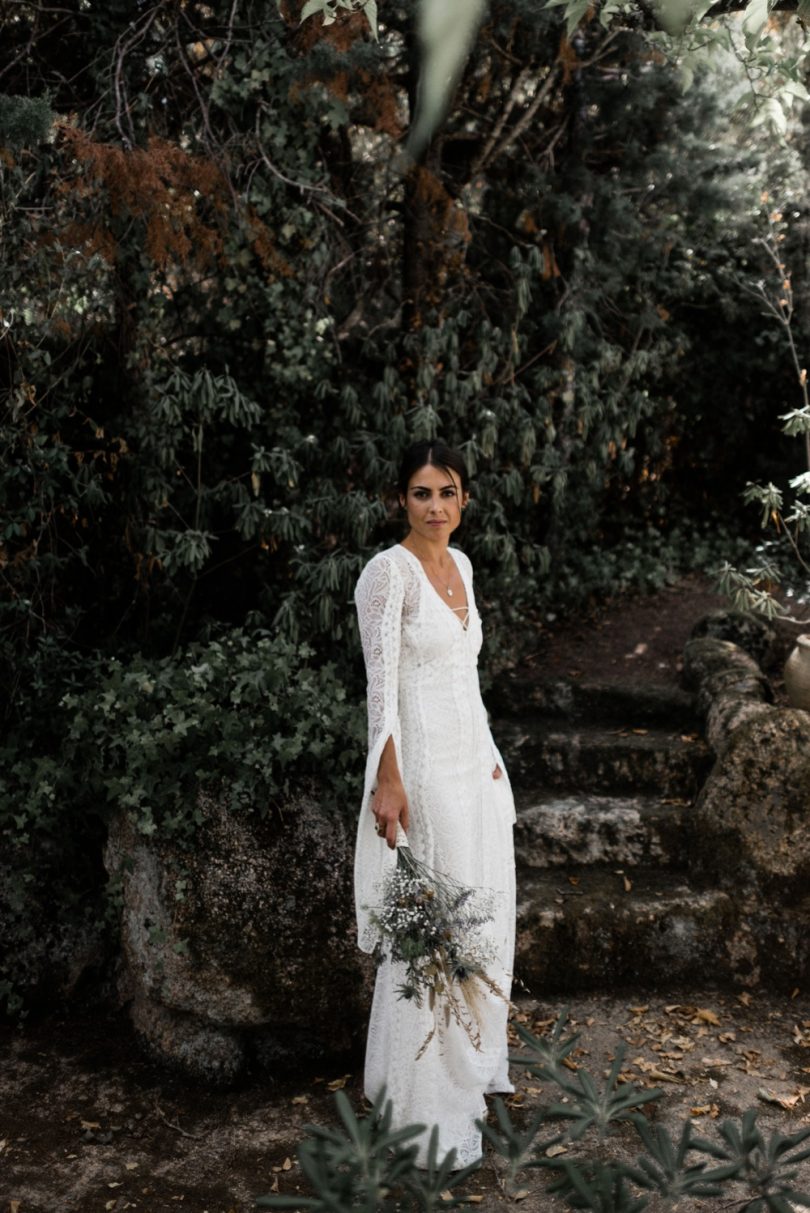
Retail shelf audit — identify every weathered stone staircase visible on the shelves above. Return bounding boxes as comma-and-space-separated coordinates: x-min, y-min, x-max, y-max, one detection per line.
491, 675, 736, 993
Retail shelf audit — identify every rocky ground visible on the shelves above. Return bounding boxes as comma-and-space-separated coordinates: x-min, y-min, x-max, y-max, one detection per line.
3, 573, 809, 1213
4, 989, 810, 1213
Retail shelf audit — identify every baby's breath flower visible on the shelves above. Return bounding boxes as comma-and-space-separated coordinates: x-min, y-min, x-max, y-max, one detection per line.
365, 846, 507, 1060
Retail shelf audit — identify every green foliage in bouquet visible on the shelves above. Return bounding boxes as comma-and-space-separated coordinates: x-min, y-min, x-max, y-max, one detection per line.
369, 846, 507, 1058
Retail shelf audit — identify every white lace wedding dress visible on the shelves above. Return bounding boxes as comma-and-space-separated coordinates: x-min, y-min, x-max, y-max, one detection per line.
354, 543, 516, 1168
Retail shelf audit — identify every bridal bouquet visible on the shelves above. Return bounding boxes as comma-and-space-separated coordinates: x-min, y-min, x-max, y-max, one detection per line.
368, 845, 508, 1059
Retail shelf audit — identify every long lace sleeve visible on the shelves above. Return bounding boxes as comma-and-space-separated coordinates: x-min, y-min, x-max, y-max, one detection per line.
356, 554, 404, 769
353, 553, 405, 952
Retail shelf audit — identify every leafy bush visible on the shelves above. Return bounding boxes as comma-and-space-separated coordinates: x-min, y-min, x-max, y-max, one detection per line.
257, 1013, 810, 1213
256, 1089, 481, 1213
0, 631, 364, 1012
63, 629, 365, 838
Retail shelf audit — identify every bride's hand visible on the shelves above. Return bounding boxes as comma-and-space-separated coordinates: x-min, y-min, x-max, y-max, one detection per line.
372, 779, 409, 849
492, 764, 503, 780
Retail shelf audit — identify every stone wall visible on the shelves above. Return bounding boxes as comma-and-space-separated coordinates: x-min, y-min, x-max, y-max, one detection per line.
684, 613, 810, 987
106, 793, 372, 1083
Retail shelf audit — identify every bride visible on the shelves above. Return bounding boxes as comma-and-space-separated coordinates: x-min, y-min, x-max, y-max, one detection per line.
353, 439, 516, 1167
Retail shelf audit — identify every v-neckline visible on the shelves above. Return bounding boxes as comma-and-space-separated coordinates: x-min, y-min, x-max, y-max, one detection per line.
397, 543, 470, 632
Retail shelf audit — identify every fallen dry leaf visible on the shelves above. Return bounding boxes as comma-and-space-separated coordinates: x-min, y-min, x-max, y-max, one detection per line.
546, 1144, 568, 1158
282, 1157, 293, 1171
757, 1088, 802, 1110
125, 1162, 138, 1171
737, 992, 753, 1007
512, 1190, 531, 1202
623, 875, 633, 893
701, 1057, 733, 1068
291, 1095, 309, 1105
10, 1202, 21, 1213
532, 1017, 558, 1032
327, 1075, 352, 1092
694, 1009, 721, 1027
629, 1005, 649, 1016
567, 876, 580, 887
81, 1120, 102, 1130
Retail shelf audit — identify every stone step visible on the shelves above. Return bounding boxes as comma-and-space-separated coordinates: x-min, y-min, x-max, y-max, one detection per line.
514, 792, 690, 870
514, 867, 736, 993
490, 676, 698, 729
495, 720, 711, 797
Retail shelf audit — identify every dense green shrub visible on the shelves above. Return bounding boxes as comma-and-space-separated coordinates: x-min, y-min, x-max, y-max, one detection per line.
63, 630, 366, 838
0, 631, 365, 1013
2, 2, 803, 696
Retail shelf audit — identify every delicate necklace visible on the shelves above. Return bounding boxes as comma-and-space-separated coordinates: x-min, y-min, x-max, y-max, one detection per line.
420, 559, 454, 597
402, 541, 457, 596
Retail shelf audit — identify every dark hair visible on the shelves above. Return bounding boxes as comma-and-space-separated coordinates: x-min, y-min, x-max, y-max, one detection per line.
396, 441, 469, 497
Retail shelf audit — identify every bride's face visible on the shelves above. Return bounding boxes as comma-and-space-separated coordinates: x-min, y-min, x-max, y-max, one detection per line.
400, 463, 468, 542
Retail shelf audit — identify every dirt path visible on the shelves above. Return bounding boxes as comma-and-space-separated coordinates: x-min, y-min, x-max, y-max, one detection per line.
511, 573, 728, 688
4, 988, 810, 1213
